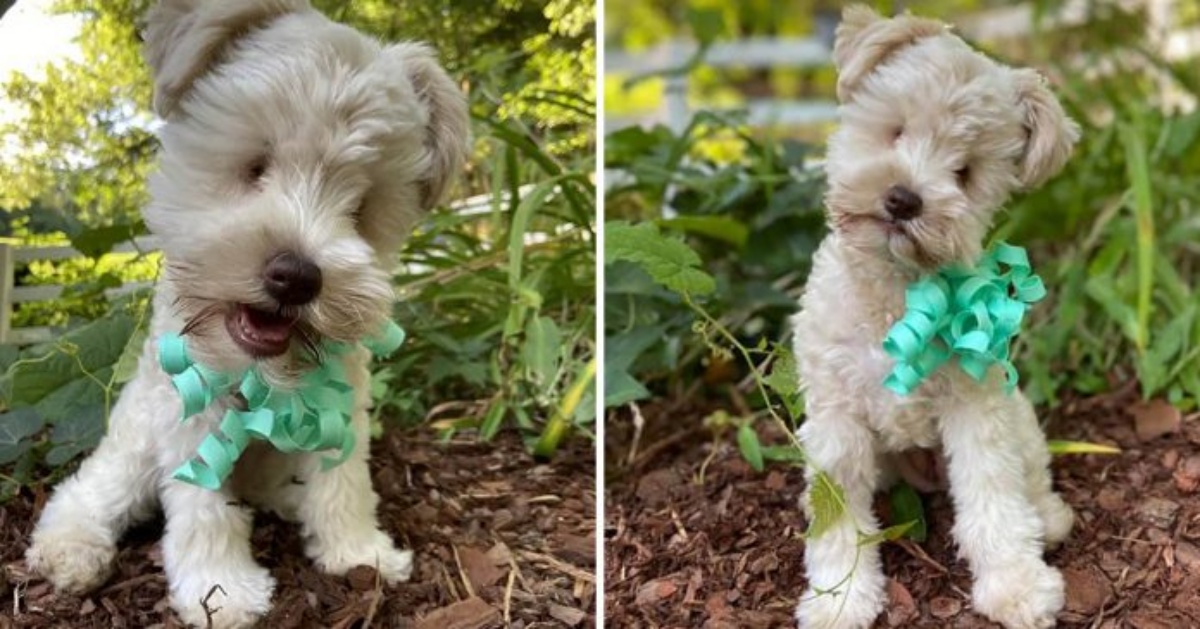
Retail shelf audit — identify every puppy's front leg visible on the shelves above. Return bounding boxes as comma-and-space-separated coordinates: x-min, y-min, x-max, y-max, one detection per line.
296, 410, 413, 583
941, 395, 1064, 629
27, 378, 160, 594
162, 481, 274, 629
795, 407, 886, 629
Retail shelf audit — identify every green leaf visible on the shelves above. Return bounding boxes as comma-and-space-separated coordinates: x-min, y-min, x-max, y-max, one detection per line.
45, 405, 105, 466
858, 521, 916, 547
764, 349, 799, 398
479, 402, 507, 442
605, 221, 716, 296
806, 471, 847, 540
3, 314, 134, 407
686, 7, 724, 44
888, 482, 927, 542
658, 215, 749, 248
1047, 440, 1121, 455
737, 423, 764, 472
521, 315, 562, 390
112, 316, 150, 384
761, 444, 805, 463
0, 408, 44, 465
69, 222, 143, 258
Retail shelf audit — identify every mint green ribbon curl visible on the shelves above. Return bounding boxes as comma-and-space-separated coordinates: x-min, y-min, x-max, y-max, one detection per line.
159, 320, 406, 490
882, 242, 1045, 396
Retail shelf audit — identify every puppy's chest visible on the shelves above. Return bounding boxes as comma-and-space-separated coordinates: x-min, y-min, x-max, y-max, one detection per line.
851, 340, 944, 450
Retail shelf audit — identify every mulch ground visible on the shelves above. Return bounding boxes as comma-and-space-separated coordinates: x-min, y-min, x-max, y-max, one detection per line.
605, 385, 1200, 628
1, 430, 596, 628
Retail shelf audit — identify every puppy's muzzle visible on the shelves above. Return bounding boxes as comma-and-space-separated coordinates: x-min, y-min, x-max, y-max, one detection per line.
884, 185, 923, 221
264, 251, 323, 306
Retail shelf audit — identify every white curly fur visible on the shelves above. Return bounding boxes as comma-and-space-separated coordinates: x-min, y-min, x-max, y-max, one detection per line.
26, 1, 468, 627
791, 6, 1079, 629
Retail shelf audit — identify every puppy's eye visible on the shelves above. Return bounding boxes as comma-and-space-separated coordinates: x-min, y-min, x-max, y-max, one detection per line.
955, 165, 971, 187
891, 126, 904, 143
351, 200, 367, 222
243, 156, 269, 186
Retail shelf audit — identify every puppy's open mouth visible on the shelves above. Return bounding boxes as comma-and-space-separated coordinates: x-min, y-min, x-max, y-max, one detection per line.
225, 304, 297, 357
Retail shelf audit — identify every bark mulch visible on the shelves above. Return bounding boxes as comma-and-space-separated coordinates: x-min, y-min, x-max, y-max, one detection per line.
605, 386, 1200, 628
1, 430, 596, 628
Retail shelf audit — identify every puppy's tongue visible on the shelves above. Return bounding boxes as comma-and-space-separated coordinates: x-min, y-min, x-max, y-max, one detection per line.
226, 304, 296, 357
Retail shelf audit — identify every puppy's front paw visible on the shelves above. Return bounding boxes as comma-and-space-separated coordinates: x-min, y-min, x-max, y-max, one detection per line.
170, 565, 275, 629
795, 584, 883, 629
311, 530, 414, 584
973, 562, 1064, 629
26, 527, 115, 594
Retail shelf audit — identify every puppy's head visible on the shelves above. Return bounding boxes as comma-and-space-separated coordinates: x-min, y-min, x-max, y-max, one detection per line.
142, 0, 469, 380
825, 5, 1078, 270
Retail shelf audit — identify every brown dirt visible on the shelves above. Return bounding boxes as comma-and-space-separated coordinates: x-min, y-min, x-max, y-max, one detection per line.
1, 430, 595, 628
605, 387, 1200, 628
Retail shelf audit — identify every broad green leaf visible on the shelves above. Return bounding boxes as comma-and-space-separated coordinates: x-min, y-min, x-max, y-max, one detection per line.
605, 221, 716, 296
888, 482, 927, 542
807, 471, 847, 540
45, 405, 105, 466
764, 349, 799, 398
4, 314, 134, 407
0, 408, 44, 465
737, 423, 764, 472
112, 316, 150, 384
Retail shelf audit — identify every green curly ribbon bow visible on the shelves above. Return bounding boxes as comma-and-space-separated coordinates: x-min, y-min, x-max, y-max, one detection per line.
882, 242, 1045, 396
158, 321, 406, 490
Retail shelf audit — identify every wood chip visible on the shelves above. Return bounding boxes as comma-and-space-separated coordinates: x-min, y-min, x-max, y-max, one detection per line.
458, 546, 506, 590
1063, 567, 1112, 614
1131, 399, 1181, 441
546, 603, 586, 626
345, 566, 378, 592
635, 578, 677, 605
928, 596, 960, 619
884, 579, 917, 626
415, 597, 501, 629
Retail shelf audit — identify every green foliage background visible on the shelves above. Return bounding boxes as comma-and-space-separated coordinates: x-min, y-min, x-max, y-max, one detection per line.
0, 0, 596, 498
604, 0, 1200, 437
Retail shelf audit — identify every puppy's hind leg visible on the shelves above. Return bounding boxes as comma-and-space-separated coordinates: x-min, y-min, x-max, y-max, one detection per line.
795, 406, 886, 629
27, 382, 160, 594
941, 393, 1064, 629
296, 409, 412, 584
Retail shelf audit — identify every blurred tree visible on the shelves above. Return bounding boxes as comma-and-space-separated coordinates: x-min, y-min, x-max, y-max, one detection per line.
0, 0, 594, 238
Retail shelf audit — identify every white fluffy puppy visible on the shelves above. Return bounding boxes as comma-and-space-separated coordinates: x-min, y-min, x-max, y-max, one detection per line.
26, 1, 468, 627
792, 6, 1078, 629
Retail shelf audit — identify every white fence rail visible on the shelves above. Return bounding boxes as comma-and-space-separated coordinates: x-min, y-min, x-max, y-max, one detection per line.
0, 187, 527, 346
605, 0, 1197, 133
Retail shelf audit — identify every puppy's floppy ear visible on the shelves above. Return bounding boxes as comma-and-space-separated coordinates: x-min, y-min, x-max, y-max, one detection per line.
1012, 69, 1080, 188
833, 5, 945, 102
380, 43, 471, 210
143, 0, 312, 118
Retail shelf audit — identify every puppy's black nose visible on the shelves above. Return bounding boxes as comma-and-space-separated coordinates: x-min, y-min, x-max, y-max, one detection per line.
884, 185, 923, 221
263, 251, 322, 306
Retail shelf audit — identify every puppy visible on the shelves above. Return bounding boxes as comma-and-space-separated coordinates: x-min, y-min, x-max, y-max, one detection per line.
791, 6, 1078, 629
25, 1, 468, 626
